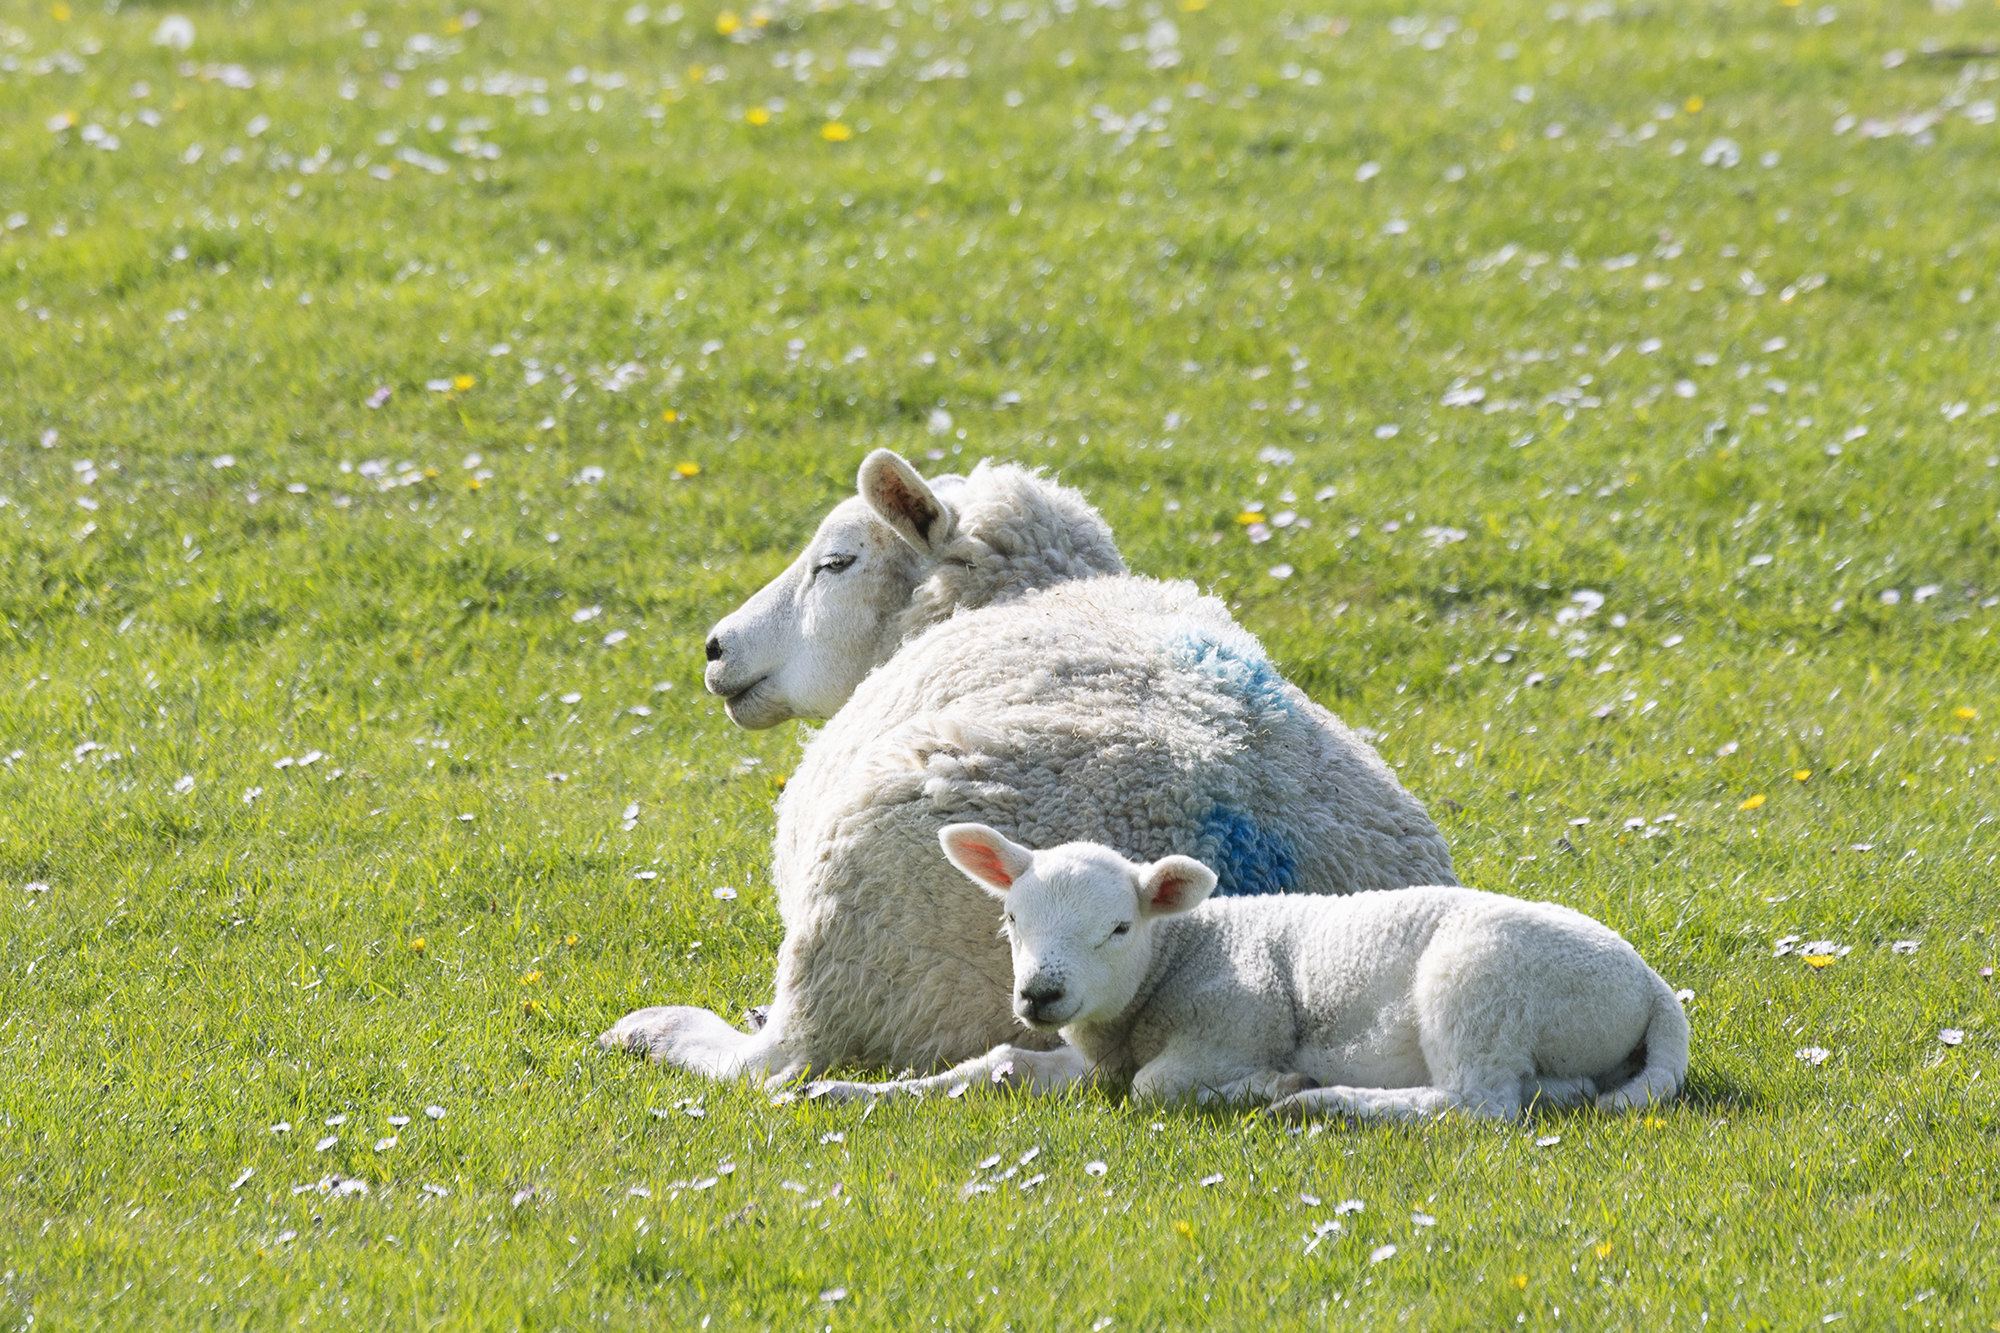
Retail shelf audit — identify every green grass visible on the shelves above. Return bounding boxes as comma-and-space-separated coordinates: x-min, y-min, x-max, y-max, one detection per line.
3, 0, 1999, 1325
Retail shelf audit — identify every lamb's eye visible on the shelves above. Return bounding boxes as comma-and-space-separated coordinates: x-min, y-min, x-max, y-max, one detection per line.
815, 553, 858, 574
1002, 913, 1015, 927
1110, 922, 1131, 938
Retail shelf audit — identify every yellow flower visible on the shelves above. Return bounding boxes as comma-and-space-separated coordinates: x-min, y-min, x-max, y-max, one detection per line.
521, 998, 544, 1015
1642, 1116, 1666, 1130
674, 461, 701, 477
1173, 1220, 1194, 1242
1803, 955, 1835, 968
821, 121, 853, 142
1180, 0, 1208, 9
716, 11, 741, 34
52, 2, 71, 19
565, 933, 579, 946
662, 409, 679, 422
1739, 794, 1766, 811
453, 374, 475, 392
745, 107, 770, 126
1595, 1241, 1615, 1258
1513, 1275, 1529, 1290
410, 937, 426, 954
1793, 769, 1811, 782
1235, 512, 1263, 525
521, 969, 542, 984
1957, 707, 1979, 720
750, 7, 772, 25
468, 476, 482, 490
1684, 95, 1705, 114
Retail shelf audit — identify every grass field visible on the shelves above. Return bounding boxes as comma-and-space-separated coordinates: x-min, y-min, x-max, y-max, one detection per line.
3, 0, 1999, 1325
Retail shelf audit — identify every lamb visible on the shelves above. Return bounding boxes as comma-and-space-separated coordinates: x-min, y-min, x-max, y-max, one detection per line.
601, 451, 1457, 1085
809, 824, 1688, 1118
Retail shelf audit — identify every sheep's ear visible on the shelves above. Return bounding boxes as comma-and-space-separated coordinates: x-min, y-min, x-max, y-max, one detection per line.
1137, 856, 1217, 918
939, 823, 1034, 898
860, 449, 957, 555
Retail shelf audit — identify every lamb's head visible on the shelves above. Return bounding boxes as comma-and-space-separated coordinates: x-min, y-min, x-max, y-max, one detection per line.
938, 822, 1217, 1032
703, 449, 1123, 729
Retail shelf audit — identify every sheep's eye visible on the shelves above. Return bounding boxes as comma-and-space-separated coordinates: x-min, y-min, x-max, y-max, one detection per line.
815, 553, 858, 574
1002, 913, 1015, 927
1110, 922, 1132, 938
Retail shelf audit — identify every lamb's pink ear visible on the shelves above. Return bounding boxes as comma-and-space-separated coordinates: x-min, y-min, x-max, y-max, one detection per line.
938, 823, 1035, 898
860, 449, 956, 555
1137, 856, 1217, 918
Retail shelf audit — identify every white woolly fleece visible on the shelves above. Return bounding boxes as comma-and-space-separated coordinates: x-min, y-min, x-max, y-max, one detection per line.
757, 575, 1458, 1074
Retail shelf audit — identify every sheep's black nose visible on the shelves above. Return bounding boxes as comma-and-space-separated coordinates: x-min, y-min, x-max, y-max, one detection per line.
1019, 982, 1065, 1007
704, 634, 723, 662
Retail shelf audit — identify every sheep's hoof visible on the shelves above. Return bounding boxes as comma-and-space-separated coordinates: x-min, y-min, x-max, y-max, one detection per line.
1264, 1090, 1327, 1124
1271, 1072, 1321, 1100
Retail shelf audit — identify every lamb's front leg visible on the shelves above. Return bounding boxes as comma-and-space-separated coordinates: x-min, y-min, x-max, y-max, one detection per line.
1130, 1040, 1313, 1108
1266, 1075, 1525, 1123
805, 1042, 1093, 1104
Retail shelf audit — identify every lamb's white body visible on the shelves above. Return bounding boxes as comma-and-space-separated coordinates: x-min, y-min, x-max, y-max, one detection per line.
602, 453, 1456, 1084
811, 828, 1687, 1119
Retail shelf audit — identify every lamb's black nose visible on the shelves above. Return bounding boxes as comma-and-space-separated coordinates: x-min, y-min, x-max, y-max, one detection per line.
1019, 982, 1065, 1008
705, 634, 724, 662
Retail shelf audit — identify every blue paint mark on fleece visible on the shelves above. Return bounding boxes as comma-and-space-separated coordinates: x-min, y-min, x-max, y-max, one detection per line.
1198, 804, 1298, 897
1166, 630, 1291, 717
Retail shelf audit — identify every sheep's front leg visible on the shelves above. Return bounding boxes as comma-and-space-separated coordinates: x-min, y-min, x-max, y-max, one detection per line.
600, 1005, 789, 1081
806, 1043, 1093, 1104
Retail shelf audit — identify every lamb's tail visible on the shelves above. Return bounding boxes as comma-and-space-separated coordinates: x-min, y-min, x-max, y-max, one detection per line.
1595, 972, 1690, 1113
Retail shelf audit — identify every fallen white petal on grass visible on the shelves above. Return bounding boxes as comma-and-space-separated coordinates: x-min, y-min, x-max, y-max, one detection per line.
230, 1167, 255, 1191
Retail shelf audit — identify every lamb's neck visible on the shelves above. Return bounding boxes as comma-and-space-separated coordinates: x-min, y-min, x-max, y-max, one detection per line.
1061, 921, 1201, 1077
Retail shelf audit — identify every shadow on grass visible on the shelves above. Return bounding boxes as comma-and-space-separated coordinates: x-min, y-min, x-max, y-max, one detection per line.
1677, 1063, 1758, 1116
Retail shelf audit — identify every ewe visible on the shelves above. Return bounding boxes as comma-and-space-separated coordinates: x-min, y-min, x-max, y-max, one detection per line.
810, 824, 1687, 1119
603, 451, 1457, 1084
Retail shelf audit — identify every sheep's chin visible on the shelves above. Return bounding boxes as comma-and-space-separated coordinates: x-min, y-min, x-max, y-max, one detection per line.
721, 680, 793, 730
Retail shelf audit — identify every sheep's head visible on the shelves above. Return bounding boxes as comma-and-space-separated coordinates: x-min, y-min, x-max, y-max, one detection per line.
938, 822, 1217, 1033
702, 451, 962, 728
703, 449, 1122, 729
